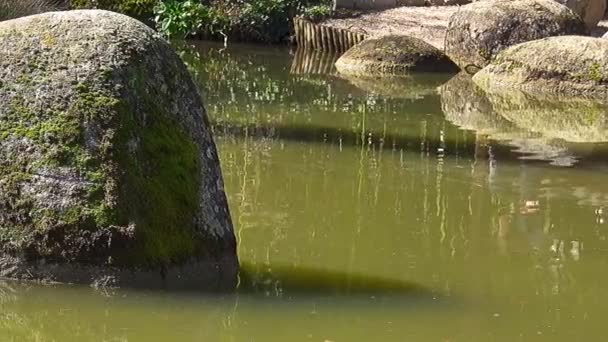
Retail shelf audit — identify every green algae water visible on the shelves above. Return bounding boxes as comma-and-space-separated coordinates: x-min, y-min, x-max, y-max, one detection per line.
3, 42, 608, 341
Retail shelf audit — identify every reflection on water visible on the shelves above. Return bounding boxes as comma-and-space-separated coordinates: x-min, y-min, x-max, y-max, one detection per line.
483, 87, 608, 143
3, 42, 608, 341
440, 73, 608, 166
340, 73, 452, 100
290, 48, 339, 75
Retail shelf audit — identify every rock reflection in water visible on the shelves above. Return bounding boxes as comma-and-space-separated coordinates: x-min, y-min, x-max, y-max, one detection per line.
341, 73, 452, 100
483, 88, 608, 143
439, 73, 582, 166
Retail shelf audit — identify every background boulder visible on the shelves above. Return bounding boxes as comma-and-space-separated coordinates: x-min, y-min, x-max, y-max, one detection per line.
445, 0, 587, 72
473, 35, 608, 97
335, 35, 458, 76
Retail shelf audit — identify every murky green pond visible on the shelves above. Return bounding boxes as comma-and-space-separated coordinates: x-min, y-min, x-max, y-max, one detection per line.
3, 42, 608, 341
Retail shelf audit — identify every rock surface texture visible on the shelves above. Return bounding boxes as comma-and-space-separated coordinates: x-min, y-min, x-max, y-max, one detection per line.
445, 0, 587, 72
0, 10, 238, 290
335, 35, 458, 76
473, 36, 608, 97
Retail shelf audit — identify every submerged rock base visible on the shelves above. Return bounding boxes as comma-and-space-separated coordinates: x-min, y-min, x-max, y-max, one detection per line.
0, 254, 238, 291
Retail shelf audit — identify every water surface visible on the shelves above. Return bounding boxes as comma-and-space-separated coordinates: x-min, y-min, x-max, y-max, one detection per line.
3, 42, 608, 341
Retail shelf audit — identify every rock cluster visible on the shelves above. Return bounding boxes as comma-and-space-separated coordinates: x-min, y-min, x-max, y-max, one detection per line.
445, 0, 587, 71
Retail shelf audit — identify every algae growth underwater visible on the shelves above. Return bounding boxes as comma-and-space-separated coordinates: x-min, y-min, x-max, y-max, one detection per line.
4, 41, 608, 341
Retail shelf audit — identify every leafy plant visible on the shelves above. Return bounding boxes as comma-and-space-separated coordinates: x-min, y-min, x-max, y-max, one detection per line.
70, 0, 158, 24
154, 0, 231, 38
300, 4, 333, 22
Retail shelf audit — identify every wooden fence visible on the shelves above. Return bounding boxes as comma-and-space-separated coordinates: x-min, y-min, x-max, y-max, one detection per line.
293, 17, 367, 53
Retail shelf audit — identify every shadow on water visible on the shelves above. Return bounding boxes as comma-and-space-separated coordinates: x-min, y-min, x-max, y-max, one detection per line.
237, 262, 432, 299
0, 260, 435, 300
215, 121, 472, 156
213, 119, 608, 168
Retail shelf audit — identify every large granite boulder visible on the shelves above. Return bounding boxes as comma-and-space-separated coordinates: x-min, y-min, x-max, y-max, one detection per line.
445, 0, 587, 72
335, 35, 458, 76
473, 36, 608, 98
0, 10, 238, 290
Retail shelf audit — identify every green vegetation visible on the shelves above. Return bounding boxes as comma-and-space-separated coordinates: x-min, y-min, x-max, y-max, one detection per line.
1, 0, 333, 43
70, 0, 158, 24
153, 0, 333, 43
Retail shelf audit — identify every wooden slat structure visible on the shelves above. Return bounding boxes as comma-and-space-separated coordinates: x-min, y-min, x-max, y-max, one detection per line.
294, 17, 367, 54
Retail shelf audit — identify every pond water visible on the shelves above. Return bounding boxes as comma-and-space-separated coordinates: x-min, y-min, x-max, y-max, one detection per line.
3, 42, 608, 341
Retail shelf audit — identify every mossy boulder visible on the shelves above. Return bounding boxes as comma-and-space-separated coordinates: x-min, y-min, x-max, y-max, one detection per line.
473, 36, 608, 98
335, 35, 458, 76
0, 10, 238, 290
445, 0, 587, 72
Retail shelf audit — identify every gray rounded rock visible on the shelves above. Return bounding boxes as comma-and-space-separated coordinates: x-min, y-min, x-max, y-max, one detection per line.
473, 36, 608, 98
445, 0, 587, 72
0, 10, 238, 290
335, 35, 458, 76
